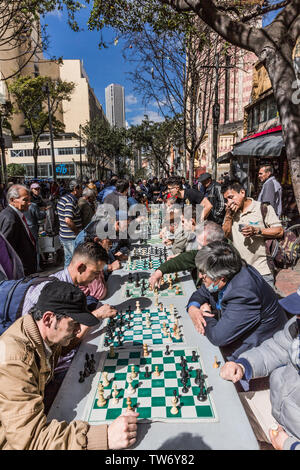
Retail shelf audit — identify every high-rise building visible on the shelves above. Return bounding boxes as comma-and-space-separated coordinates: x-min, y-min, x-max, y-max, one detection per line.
105, 84, 126, 128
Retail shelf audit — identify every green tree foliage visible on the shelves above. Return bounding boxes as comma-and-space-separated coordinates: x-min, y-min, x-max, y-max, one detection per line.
8, 74, 75, 178
127, 115, 183, 176
7, 163, 25, 177
82, 118, 133, 179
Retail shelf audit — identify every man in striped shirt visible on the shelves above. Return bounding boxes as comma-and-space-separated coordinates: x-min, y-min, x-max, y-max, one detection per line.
57, 180, 82, 267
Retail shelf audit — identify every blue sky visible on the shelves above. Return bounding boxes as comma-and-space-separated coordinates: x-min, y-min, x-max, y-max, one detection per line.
42, 7, 164, 127
42, 5, 280, 127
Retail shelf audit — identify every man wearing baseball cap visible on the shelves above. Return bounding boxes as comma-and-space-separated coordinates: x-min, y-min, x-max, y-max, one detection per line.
0, 281, 139, 450
219, 289, 300, 450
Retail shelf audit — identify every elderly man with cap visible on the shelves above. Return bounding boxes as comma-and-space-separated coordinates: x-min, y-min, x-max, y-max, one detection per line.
0, 281, 139, 450
198, 172, 225, 225
220, 288, 300, 450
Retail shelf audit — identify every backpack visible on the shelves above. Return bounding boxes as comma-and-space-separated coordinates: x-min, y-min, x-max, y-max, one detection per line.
261, 203, 299, 273
0, 276, 54, 335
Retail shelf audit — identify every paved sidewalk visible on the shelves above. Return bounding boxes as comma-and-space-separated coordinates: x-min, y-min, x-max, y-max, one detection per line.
275, 261, 300, 297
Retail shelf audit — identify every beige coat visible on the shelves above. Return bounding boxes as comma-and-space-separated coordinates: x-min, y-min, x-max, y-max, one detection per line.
0, 314, 107, 450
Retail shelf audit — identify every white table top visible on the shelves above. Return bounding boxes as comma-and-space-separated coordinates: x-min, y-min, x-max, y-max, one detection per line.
47, 246, 259, 450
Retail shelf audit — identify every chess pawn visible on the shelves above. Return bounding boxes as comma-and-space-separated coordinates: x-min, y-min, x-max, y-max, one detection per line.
102, 371, 110, 387
131, 365, 137, 379
153, 365, 160, 377
109, 345, 115, 359
175, 285, 180, 295
160, 276, 165, 286
170, 395, 179, 415
162, 322, 168, 336
126, 397, 133, 411
112, 383, 119, 404
154, 295, 159, 307
97, 383, 107, 407
127, 375, 136, 395
143, 344, 149, 357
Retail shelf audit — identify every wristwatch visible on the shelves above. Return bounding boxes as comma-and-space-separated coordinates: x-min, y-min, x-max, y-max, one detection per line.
256, 227, 262, 235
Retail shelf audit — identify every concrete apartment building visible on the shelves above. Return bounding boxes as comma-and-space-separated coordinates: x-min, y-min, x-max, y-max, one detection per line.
5, 58, 110, 180
105, 83, 126, 129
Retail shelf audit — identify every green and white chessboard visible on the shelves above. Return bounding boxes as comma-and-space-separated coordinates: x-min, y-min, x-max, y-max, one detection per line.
126, 258, 163, 271
84, 347, 218, 424
123, 274, 184, 298
104, 307, 184, 347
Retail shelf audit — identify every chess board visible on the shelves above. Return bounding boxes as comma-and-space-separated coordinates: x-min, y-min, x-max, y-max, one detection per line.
83, 347, 218, 424
126, 258, 163, 271
123, 274, 184, 298
104, 307, 184, 347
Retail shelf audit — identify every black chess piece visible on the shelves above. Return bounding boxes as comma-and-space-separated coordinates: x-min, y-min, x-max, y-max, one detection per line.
79, 371, 85, 383
165, 345, 170, 356
195, 369, 202, 385
104, 337, 109, 347
126, 289, 130, 298
144, 366, 151, 378
191, 351, 198, 362
197, 385, 207, 402
88, 355, 96, 374
83, 364, 90, 378
180, 356, 187, 368
181, 376, 189, 393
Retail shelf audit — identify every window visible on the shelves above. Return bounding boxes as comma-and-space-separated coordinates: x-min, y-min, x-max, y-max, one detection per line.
268, 96, 278, 120
259, 100, 267, 123
37, 164, 49, 177
75, 146, 85, 154
58, 147, 74, 155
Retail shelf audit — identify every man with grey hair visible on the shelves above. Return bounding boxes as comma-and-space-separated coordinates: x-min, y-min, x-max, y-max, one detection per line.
0, 184, 37, 275
78, 187, 96, 228
258, 165, 282, 217
186, 241, 287, 360
57, 179, 82, 267
149, 220, 225, 289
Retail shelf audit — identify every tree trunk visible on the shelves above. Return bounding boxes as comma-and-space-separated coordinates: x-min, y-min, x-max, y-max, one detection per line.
262, 45, 300, 210
33, 145, 38, 179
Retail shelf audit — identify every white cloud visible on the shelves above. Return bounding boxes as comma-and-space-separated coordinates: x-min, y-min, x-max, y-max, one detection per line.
46, 8, 63, 19
125, 94, 138, 105
129, 111, 164, 126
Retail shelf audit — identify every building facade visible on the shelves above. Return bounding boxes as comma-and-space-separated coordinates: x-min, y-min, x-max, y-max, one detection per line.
105, 83, 126, 129
5, 59, 112, 180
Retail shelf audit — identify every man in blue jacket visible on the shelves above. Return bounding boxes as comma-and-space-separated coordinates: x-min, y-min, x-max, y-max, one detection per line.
187, 241, 287, 360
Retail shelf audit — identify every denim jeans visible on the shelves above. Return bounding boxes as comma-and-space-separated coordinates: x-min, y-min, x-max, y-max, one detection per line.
60, 238, 76, 267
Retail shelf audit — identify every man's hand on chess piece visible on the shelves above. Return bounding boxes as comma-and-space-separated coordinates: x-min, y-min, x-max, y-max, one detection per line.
219, 361, 245, 384
108, 260, 121, 272
149, 270, 163, 289
107, 410, 139, 449
93, 304, 117, 320
268, 425, 289, 450
188, 303, 214, 335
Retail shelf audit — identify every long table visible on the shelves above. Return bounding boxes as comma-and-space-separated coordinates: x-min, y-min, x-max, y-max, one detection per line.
47, 243, 259, 450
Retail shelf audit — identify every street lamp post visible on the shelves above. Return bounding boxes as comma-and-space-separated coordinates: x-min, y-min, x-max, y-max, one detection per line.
0, 116, 7, 184
44, 83, 56, 182
212, 53, 220, 181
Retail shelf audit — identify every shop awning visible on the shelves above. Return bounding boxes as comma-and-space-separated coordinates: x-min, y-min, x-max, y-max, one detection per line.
232, 132, 284, 157
217, 132, 284, 163
217, 152, 233, 163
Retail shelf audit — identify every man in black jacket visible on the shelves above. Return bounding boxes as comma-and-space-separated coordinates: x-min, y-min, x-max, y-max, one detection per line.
198, 173, 225, 225
0, 184, 37, 275
187, 241, 287, 360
